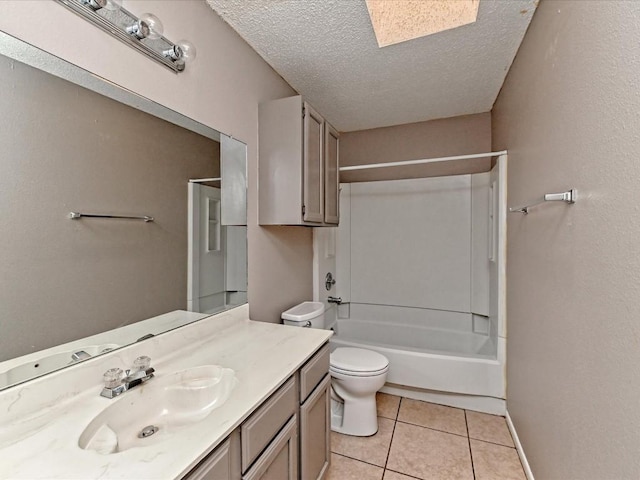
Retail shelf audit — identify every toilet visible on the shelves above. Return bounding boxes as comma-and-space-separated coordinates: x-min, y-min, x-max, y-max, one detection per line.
282, 301, 389, 436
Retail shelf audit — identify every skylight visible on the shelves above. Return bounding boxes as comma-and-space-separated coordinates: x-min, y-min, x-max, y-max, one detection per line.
365, 0, 480, 47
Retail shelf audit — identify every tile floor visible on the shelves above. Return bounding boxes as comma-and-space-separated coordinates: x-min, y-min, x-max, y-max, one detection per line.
325, 393, 526, 480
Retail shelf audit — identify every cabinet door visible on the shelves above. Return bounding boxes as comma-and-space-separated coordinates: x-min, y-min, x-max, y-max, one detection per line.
183, 431, 241, 480
303, 102, 324, 223
324, 123, 339, 225
243, 416, 298, 480
300, 375, 331, 480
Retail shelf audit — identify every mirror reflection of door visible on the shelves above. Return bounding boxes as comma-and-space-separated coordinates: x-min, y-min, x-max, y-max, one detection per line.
189, 183, 223, 314
188, 183, 247, 314
202, 184, 225, 312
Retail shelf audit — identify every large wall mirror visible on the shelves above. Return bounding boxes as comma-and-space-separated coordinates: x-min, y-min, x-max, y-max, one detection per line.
0, 31, 247, 390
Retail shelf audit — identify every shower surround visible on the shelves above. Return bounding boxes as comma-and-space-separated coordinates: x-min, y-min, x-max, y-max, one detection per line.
326, 162, 507, 413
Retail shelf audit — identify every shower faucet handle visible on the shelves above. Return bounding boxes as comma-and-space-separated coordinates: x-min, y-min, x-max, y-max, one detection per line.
325, 272, 336, 291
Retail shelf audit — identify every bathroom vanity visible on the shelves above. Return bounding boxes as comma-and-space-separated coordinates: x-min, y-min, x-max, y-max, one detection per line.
187, 344, 331, 480
0, 305, 332, 479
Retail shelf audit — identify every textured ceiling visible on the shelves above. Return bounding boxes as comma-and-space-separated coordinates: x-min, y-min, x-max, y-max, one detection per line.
206, 0, 537, 132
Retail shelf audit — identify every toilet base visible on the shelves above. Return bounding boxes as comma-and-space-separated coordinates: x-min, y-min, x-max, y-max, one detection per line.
330, 394, 379, 436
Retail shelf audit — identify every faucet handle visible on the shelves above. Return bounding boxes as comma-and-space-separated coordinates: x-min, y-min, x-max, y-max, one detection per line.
103, 368, 123, 389
132, 356, 151, 372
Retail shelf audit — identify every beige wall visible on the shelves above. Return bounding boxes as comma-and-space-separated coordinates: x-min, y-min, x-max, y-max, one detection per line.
340, 113, 491, 182
0, 1, 311, 324
493, 1, 640, 478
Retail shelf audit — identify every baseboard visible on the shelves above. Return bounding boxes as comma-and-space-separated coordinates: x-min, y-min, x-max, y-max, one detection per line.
380, 384, 506, 415
506, 410, 534, 480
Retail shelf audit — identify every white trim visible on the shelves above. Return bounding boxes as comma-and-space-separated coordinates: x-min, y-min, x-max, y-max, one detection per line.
506, 410, 535, 480
187, 183, 200, 312
380, 384, 505, 416
189, 177, 221, 183
339, 150, 508, 172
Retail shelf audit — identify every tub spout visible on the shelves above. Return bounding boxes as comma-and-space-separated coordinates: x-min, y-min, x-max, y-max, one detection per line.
328, 296, 342, 305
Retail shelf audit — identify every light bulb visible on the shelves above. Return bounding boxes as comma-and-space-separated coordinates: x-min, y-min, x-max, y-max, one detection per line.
176, 40, 197, 63
139, 13, 164, 40
126, 13, 163, 40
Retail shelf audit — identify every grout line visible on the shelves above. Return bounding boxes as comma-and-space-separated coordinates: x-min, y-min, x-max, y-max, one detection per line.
465, 410, 477, 480
384, 467, 424, 479
383, 398, 400, 471
395, 419, 470, 440
468, 436, 517, 449
331, 452, 386, 470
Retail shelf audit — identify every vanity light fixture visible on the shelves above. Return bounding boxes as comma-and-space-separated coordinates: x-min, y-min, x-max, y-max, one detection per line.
79, 0, 121, 11
126, 13, 164, 40
55, 0, 196, 72
164, 40, 197, 63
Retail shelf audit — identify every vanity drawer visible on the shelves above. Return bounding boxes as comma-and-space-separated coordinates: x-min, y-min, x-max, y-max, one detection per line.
241, 376, 297, 473
299, 343, 330, 403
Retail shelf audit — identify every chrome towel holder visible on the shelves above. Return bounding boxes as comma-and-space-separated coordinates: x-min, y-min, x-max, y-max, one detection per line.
69, 212, 154, 222
509, 189, 577, 215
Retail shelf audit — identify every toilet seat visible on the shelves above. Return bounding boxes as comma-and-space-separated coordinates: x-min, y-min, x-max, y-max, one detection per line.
330, 364, 389, 377
330, 347, 389, 377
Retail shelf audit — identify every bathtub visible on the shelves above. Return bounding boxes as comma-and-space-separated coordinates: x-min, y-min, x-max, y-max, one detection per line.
328, 304, 505, 399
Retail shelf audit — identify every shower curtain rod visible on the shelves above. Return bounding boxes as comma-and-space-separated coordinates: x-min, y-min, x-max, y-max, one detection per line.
338, 150, 508, 172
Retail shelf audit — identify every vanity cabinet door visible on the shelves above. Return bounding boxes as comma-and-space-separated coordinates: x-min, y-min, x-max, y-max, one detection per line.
300, 374, 331, 480
183, 430, 241, 480
242, 415, 298, 480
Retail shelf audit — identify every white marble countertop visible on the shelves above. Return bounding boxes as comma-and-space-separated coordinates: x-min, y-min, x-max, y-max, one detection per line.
0, 305, 332, 479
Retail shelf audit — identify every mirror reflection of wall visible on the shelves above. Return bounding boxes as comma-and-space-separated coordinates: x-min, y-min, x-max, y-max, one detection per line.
0, 47, 245, 364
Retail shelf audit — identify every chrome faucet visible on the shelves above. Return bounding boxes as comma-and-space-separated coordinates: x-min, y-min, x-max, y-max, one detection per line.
100, 356, 155, 399
327, 296, 342, 305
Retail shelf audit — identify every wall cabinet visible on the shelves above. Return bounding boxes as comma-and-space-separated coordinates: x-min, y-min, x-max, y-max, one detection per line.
259, 96, 339, 226
182, 343, 330, 480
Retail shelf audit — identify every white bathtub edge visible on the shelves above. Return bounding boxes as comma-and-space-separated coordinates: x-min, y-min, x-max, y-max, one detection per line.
506, 410, 535, 480
380, 384, 505, 415
332, 336, 504, 398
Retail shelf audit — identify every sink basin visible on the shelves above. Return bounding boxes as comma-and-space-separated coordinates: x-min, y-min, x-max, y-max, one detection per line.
78, 365, 238, 454
0, 344, 119, 388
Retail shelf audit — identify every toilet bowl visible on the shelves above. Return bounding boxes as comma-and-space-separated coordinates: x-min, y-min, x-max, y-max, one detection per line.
329, 347, 389, 436
282, 302, 390, 437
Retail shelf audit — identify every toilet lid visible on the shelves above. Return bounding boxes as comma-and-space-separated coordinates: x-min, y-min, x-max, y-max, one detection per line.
330, 347, 389, 374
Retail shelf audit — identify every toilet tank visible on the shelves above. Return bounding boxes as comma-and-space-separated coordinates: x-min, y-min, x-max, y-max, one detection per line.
282, 301, 325, 328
